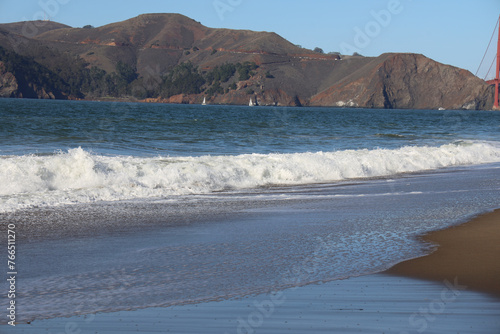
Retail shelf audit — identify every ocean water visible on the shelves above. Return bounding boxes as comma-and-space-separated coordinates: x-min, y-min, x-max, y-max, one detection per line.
1, 98, 500, 322
1, 99, 500, 213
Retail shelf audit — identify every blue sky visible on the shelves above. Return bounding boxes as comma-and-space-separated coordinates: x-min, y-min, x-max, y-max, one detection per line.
1, 0, 499, 77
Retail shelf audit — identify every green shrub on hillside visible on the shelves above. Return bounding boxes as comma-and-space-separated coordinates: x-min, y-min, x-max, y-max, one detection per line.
160, 62, 206, 98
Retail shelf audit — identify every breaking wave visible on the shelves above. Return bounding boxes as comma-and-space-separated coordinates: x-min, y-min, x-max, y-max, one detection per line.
1, 141, 500, 212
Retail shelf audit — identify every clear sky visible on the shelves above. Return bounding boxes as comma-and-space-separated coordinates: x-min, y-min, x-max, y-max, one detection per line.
1, 0, 499, 78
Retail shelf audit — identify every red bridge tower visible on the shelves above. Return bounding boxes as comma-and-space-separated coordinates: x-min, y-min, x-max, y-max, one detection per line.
486, 14, 500, 110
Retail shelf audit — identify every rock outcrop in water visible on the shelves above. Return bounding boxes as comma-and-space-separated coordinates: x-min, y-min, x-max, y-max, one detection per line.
0, 14, 494, 109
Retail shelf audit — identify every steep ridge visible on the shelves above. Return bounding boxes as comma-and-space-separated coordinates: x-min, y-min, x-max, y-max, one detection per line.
35, 14, 207, 49
0, 20, 70, 37
33, 14, 308, 74
0, 14, 494, 109
311, 53, 493, 110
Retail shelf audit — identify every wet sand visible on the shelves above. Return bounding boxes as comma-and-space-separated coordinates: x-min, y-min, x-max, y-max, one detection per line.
387, 209, 500, 298
8, 210, 500, 333
9, 274, 500, 333
4, 172, 500, 332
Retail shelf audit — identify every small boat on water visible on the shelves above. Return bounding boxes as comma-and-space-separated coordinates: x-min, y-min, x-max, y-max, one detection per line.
202, 97, 207, 105
249, 97, 257, 107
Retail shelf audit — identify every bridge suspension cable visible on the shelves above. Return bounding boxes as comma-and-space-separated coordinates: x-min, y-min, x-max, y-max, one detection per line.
476, 16, 499, 79
485, 54, 497, 80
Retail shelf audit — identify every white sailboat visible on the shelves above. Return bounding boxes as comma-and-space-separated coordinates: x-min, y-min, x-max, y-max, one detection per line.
202, 97, 207, 105
249, 97, 256, 107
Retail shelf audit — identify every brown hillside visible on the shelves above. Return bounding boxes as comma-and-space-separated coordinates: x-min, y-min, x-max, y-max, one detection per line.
33, 14, 313, 74
0, 13, 494, 109
311, 53, 493, 110
36, 14, 206, 48
0, 21, 70, 37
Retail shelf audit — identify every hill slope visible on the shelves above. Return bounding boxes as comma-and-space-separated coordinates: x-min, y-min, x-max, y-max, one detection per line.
0, 14, 494, 109
311, 53, 492, 110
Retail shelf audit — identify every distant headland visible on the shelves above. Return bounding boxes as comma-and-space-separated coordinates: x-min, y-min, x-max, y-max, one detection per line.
0, 13, 494, 109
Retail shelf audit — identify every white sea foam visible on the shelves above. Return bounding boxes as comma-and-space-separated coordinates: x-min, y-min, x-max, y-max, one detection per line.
1, 141, 500, 212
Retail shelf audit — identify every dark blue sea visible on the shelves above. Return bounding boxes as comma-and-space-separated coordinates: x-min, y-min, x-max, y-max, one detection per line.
1, 98, 500, 325
1, 99, 499, 211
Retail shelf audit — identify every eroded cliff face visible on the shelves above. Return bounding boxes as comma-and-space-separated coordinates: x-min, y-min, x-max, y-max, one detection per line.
310, 54, 493, 110
0, 60, 68, 100
0, 61, 18, 97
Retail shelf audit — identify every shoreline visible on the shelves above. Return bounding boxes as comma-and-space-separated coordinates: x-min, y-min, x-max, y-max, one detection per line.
3, 96, 495, 111
386, 209, 500, 298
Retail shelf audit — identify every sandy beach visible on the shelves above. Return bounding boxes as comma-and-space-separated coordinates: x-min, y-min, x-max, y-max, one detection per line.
387, 209, 500, 298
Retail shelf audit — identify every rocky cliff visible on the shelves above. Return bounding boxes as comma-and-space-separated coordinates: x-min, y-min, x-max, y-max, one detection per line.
310, 53, 493, 110
0, 61, 17, 97
0, 46, 70, 99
